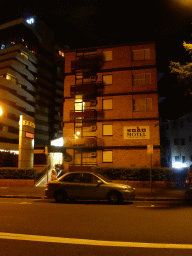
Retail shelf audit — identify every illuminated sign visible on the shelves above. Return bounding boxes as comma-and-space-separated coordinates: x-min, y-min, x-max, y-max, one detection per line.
22, 120, 35, 128
25, 132, 34, 139
26, 18, 34, 25
124, 126, 150, 139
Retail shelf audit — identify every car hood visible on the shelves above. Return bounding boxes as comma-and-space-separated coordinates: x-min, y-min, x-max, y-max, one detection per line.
104, 181, 133, 189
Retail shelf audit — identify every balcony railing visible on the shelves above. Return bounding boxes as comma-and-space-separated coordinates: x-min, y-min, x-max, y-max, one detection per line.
70, 83, 96, 96
70, 109, 97, 120
65, 136, 97, 148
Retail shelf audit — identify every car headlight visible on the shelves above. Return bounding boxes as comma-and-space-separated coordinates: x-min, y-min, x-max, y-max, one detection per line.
124, 186, 132, 190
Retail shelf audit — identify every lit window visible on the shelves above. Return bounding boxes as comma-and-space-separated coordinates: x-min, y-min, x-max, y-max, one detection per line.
132, 49, 150, 61
133, 98, 152, 111
1, 43, 5, 50
103, 124, 113, 136
75, 97, 85, 112
132, 73, 151, 86
6, 74, 17, 84
59, 51, 64, 57
103, 99, 112, 110
103, 75, 112, 85
103, 151, 113, 163
103, 51, 112, 61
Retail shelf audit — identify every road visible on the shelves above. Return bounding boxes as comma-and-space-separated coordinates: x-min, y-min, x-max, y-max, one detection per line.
0, 198, 192, 255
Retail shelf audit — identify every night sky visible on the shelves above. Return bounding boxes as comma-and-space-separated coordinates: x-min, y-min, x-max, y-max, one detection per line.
1, 0, 192, 70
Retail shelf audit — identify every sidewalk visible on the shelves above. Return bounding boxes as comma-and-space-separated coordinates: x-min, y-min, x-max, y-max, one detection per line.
0, 185, 188, 201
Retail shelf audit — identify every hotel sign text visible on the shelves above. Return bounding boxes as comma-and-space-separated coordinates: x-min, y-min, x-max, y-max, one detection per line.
124, 126, 150, 139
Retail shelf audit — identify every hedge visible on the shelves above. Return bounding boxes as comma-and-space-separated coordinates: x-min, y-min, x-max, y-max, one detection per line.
92, 167, 189, 182
0, 168, 35, 179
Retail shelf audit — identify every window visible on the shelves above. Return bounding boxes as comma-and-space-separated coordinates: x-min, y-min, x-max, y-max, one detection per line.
175, 156, 180, 162
103, 51, 112, 61
1, 43, 5, 49
103, 75, 112, 85
181, 138, 185, 145
76, 51, 96, 59
103, 151, 113, 163
133, 98, 152, 111
103, 124, 113, 136
103, 99, 112, 110
82, 173, 99, 184
132, 49, 150, 61
62, 173, 81, 183
75, 96, 85, 112
182, 156, 186, 163
59, 51, 64, 57
132, 73, 151, 86
6, 74, 17, 84
174, 138, 179, 145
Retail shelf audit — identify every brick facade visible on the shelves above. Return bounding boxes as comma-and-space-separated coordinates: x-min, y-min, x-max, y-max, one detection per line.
63, 42, 160, 169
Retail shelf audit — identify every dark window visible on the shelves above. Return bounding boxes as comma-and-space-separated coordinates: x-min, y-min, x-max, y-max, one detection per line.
181, 138, 185, 145
82, 173, 99, 184
62, 173, 81, 183
174, 138, 179, 145
182, 156, 186, 163
175, 156, 180, 162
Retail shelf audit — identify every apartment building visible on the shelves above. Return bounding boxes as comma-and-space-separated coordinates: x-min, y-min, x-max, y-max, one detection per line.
63, 42, 160, 169
161, 113, 192, 168
0, 17, 64, 151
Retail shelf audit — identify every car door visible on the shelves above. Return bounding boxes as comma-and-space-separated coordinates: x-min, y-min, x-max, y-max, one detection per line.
81, 173, 104, 200
61, 173, 84, 198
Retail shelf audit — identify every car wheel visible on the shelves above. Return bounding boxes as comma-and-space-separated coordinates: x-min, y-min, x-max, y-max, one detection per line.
55, 190, 67, 203
107, 191, 123, 204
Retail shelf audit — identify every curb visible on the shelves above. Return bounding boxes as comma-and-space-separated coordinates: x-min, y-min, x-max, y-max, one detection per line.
0, 195, 182, 201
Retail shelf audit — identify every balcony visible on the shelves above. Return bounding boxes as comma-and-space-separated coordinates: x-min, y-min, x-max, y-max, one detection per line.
65, 136, 97, 148
70, 83, 96, 96
70, 109, 97, 120
71, 55, 104, 71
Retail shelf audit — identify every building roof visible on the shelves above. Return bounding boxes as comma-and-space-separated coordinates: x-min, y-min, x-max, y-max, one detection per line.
65, 41, 156, 52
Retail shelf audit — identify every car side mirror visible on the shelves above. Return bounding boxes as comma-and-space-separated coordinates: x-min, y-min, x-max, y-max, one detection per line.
97, 180, 103, 185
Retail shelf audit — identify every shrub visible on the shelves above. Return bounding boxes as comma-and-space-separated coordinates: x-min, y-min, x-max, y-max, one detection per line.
92, 166, 189, 182
0, 151, 18, 167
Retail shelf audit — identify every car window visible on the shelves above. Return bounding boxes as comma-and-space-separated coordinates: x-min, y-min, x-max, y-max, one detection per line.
62, 173, 82, 183
82, 173, 99, 184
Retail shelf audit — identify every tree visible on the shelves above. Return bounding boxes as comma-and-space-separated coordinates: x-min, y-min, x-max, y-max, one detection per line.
169, 41, 192, 116
170, 41, 192, 88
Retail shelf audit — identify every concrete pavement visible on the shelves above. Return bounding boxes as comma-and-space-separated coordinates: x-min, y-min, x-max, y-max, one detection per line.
0, 185, 188, 201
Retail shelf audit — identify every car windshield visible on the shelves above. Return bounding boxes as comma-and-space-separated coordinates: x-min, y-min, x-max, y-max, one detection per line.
94, 173, 111, 182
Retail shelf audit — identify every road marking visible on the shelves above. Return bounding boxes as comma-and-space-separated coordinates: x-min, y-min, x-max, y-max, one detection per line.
0, 202, 32, 205
0, 232, 192, 249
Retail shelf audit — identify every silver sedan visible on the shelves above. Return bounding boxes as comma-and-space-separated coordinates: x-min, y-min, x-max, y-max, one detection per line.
45, 171, 135, 204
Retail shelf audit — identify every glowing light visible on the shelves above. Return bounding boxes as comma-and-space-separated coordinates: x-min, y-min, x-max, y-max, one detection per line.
76, 131, 80, 136
0, 107, 3, 116
173, 162, 187, 168
26, 18, 34, 25
51, 137, 63, 146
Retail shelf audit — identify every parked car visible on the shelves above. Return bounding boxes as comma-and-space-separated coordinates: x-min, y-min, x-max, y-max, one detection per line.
45, 171, 135, 204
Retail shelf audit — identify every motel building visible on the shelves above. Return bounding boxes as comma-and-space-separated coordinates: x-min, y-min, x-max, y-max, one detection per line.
63, 42, 161, 170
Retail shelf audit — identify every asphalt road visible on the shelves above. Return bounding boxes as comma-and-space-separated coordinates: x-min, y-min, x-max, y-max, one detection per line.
0, 198, 192, 256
